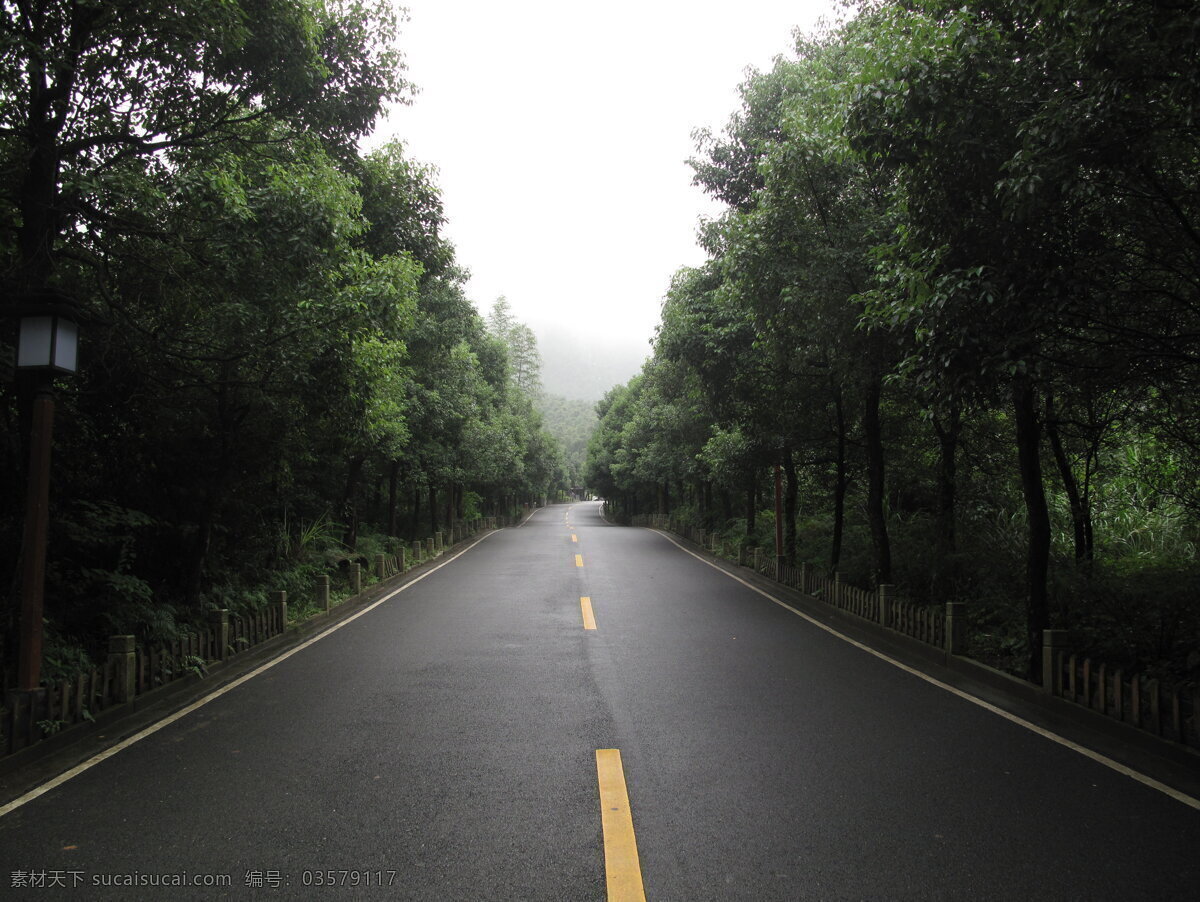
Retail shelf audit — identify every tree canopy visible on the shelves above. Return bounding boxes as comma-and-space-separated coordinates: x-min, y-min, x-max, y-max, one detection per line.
0, 1, 571, 682
588, 0, 1200, 684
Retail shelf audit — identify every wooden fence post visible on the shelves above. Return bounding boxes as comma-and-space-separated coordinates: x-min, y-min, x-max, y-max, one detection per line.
208, 610, 230, 662
1042, 630, 1070, 694
833, 571, 843, 608
945, 602, 967, 655
316, 574, 330, 613
350, 562, 361, 595
877, 584, 893, 628
108, 635, 137, 703
800, 562, 811, 595
398, 546, 406, 573
412, 539, 421, 564
274, 591, 288, 635
375, 552, 386, 579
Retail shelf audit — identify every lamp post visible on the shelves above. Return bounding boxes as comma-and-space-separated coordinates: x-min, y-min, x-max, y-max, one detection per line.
13, 296, 78, 693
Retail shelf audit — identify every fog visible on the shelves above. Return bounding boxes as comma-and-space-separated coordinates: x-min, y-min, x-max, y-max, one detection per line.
370, 0, 846, 371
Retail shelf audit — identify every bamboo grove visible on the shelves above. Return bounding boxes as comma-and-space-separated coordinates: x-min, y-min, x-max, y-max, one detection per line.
586, 0, 1200, 682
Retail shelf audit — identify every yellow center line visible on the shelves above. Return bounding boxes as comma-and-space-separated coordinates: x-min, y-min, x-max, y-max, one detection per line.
596, 749, 646, 902
581, 596, 597, 630
572, 534, 578, 543
575, 554, 584, 568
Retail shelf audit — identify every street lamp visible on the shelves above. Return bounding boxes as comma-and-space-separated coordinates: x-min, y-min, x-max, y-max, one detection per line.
18, 312, 78, 373
12, 293, 78, 693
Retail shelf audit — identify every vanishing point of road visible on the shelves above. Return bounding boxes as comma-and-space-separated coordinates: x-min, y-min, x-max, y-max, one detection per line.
2, 501, 1198, 900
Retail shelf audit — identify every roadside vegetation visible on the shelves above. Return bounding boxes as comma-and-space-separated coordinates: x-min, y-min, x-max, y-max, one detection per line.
0, 2, 567, 682
587, 0, 1200, 684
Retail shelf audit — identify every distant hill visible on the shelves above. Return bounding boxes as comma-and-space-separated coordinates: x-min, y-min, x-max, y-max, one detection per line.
537, 394, 597, 486
533, 324, 649, 402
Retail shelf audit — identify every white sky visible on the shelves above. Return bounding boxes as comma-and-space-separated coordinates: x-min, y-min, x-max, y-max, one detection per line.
368, 1, 846, 348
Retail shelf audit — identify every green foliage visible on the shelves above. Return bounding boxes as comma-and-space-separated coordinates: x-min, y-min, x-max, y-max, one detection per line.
40, 626, 96, 683
538, 394, 598, 487
588, 0, 1200, 681
0, 0, 572, 685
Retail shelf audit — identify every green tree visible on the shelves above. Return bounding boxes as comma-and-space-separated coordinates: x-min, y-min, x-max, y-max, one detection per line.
1, 0, 404, 303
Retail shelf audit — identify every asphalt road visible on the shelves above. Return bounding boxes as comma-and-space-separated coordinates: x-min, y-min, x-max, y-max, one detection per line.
1, 501, 1198, 900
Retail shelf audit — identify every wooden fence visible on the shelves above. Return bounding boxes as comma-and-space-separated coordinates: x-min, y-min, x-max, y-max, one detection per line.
2, 517, 497, 760
1045, 642, 1198, 748
632, 514, 1196, 753
2, 606, 286, 757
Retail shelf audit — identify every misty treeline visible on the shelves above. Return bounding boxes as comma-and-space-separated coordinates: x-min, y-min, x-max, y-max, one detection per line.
538, 394, 598, 491
587, 0, 1200, 682
0, 1, 567, 676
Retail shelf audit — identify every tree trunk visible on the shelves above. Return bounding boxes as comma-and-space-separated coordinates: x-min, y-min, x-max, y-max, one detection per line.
831, 391, 848, 571
864, 375, 891, 585
931, 399, 961, 597
429, 485, 438, 535
745, 470, 757, 537
387, 460, 399, 537
1082, 424, 1101, 564
1045, 394, 1088, 567
15, 83, 64, 301
783, 447, 798, 564
185, 370, 236, 606
933, 401, 960, 554
184, 491, 218, 608
340, 455, 364, 549
1013, 376, 1052, 682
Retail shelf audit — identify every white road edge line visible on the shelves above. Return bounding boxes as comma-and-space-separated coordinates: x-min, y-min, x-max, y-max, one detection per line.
652, 529, 1200, 813
0, 529, 501, 819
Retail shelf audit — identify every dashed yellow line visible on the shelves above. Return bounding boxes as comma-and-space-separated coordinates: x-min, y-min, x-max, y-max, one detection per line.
575, 554, 584, 568
581, 597, 597, 630
572, 534, 578, 543
596, 749, 646, 902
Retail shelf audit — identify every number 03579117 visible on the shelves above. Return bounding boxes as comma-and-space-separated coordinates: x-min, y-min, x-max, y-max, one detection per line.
301, 870, 397, 888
